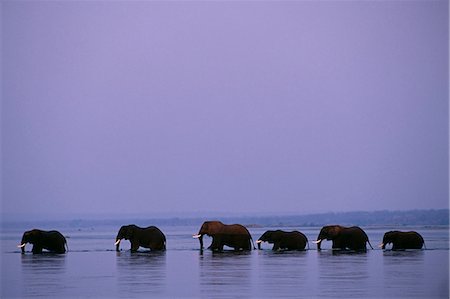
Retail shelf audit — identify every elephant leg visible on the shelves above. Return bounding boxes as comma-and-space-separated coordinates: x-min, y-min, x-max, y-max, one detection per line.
210, 237, 220, 251
150, 241, 165, 251
245, 240, 252, 250
332, 238, 345, 250
207, 236, 216, 250
331, 241, 339, 249
130, 241, 140, 252
32, 245, 42, 254
56, 242, 65, 253
352, 242, 366, 251
272, 242, 281, 251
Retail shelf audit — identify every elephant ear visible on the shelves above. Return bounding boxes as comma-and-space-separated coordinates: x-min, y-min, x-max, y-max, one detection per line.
328, 226, 341, 237
27, 231, 37, 242
126, 227, 134, 239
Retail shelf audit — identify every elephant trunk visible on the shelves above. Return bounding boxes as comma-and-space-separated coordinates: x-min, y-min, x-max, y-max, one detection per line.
315, 239, 323, 251
192, 233, 204, 249
199, 235, 203, 249
256, 240, 262, 250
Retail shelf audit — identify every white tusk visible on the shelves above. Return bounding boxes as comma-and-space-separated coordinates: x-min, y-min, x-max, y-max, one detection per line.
192, 234, 202, 238
256, 240, 262, 244
378, 243, 384, 248
313, 239, 323, 244
17, 243, 26, 248
114, 240, 121, 246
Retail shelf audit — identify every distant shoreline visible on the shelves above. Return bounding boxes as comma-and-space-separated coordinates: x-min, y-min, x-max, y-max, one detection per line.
2, 209, 448, 229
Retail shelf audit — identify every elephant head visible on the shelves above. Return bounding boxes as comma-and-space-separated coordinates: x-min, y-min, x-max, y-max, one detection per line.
380, 231, 399, 250
18, 229, 41, 253
115, 225, 135, 251
192, 221, 224, 249
256, 230, 281, 250
314, 225, 343, 251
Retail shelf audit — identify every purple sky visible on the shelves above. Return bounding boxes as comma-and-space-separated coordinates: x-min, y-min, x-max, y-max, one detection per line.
2, 1, 448, 217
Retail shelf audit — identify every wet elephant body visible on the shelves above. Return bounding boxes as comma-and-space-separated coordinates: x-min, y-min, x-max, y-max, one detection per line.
381, 231, 425, 250
315, 225, 373, 252
115, 225, 166, 252
257, 230, 308, 251
19, 229, 67, 254
194, 221, 254, 251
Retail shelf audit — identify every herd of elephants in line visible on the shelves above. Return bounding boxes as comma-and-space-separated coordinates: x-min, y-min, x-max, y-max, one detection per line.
18, 221, 426, 254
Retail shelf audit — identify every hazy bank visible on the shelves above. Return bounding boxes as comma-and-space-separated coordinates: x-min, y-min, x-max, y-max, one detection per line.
1, 209, 448, 230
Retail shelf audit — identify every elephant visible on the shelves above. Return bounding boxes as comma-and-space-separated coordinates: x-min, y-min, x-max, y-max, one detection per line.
256, 230, 309, 251
315, 225, 373, 252
115, 225, 166, 252
18, 229, 67, 254
193, 221, 254, 251
380, 231, 425, 250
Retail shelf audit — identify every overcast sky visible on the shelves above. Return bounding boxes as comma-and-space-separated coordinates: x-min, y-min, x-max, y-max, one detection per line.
1, 1, 448, 218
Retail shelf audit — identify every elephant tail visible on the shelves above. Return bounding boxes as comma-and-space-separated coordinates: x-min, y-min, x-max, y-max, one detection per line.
250, 237, 256, 250
65, 240, 69, 252
367, 240, 374, 250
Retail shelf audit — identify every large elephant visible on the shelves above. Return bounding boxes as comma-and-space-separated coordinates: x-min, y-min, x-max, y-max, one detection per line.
315, 225, 373, 251
380, 231, 425, 250
18, 229, 67, 254
115, 225, 166, 252
193, 221, 254, 251
256, 230, 309, 251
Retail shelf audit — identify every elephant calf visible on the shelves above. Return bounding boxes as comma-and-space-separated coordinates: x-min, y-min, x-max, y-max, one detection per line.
380, 231, 425, 250
257, 230, 309, 251
115, 225, 166, 252
18, 229, 67, 254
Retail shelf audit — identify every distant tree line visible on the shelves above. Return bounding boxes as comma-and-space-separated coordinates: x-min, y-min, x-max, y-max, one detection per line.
4, 209, 448, 230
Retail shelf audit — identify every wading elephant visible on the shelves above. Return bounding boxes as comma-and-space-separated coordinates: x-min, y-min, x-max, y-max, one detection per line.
193, 221, 254, 251
115, 225, 166, 252
315, 225, 373, 252
256, 230, 309, 251
380, 231, 425, 250
18, 229, 67, 254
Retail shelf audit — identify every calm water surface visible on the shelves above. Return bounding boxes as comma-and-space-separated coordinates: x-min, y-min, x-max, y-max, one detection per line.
1, 225, 448, 298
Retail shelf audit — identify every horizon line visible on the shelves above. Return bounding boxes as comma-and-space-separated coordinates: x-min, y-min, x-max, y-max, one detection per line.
1, 208, 448, 222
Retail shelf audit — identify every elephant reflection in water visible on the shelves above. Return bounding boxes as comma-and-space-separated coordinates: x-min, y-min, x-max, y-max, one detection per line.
380, 231, 425, 250
193, 221, 254, 251
315, 225, 373, 252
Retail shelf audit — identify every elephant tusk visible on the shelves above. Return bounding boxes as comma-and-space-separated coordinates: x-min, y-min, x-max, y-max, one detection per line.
313, 239, 323, 244
378, 243, 384, 248
114, 240, 121, 246
192, 234, 202, 238
17, 243, 26, 248
256, 240, 262, 244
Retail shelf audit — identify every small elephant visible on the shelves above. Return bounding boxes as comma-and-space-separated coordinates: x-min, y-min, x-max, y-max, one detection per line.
193, 221, 254, 251
380, 231, 425, 250
115, 225, 166, 252
315, 225, 373, 252
256, 230, 309, 251
18, 229, 67, 254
